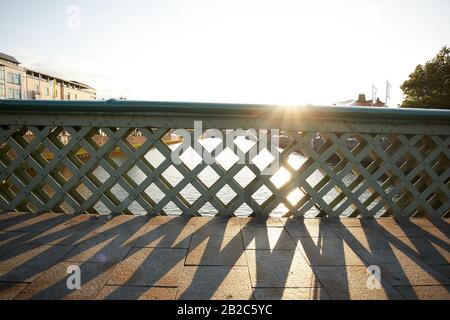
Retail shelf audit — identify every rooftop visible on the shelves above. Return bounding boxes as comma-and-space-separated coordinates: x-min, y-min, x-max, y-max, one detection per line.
0, 52, 20, 65
0, 52, 95, 91
26, 68, 94, 90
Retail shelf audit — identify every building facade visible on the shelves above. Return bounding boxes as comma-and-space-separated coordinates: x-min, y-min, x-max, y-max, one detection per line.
333, 94, 386, 107
0, 52, 96, 100
354, 94, 386, 107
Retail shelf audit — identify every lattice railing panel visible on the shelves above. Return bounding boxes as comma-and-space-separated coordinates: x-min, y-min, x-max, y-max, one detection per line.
0, 107, 449, 218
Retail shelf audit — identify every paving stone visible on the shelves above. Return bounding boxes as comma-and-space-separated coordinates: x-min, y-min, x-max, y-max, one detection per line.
313, 266, 404, 300
331, 227, 391, 250
241, 227, 297, 250
423, 227, 450, 244
295, 237, 366, 266
0, 244, 75, 282
368, 218, 410, 227
380, 263, 450, 286
63, 233, 138, 263
57, 214, 100, 232
0, 231, 31, 257
381, 235, 448, 260
134, 224, 195, 249
92, 215, 149, 235
368, 222, 427, 238
0, 282, 28, 299
186, 235, 246, 266
0, 212, 30, 223
23, 214, 103, 246
196, 216, 241, 226
147, 215, 198, 225
0, 231, 27, 244
96, 285, 177, 300
177, 266, 253, 300
401, 218, 450, 232
0, 212, 447, 300
0, 212, 71, 233
245, 250, 318, 288
239, 217, 284, 228
284, 219, 337, 238
107, 247, 186, 287
15, 261, 117, 300
354, 248, 425, 266
0, 212, 38, 230
386, 237, 450, 265
431, 264, 450, 279
395, 285, 450, 300
25, 230, 93, 246
321, 218, 378, 228
253, 287, 330, 300
193, 218, 241, 236
376, 218, 449, 232
281, 217, 323, 226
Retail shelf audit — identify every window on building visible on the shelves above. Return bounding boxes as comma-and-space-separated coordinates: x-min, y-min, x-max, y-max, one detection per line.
0, 84, 5, 97
8, 89, 21, 99
46, 87, 50, 96
66, 93, 71, 100
0, 68, 4, 82
74, 94, 78, 100
7, 73, 21, 85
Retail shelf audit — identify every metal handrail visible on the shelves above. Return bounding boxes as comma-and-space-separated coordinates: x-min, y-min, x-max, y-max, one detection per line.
1, 99, 450, 122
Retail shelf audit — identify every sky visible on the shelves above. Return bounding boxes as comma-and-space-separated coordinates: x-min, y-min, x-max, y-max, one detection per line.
1, 0, 449, 106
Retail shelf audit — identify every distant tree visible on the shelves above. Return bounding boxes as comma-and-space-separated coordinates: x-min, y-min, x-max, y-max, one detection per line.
400, 46, 450, 109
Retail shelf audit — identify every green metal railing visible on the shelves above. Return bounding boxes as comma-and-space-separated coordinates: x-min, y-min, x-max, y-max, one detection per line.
0, 100, 449, 218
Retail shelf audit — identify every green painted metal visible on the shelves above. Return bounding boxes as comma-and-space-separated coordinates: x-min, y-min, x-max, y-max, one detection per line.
0, 100, 449, 218
1, 99, 450, 122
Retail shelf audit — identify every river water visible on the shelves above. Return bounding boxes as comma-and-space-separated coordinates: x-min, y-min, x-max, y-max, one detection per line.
89, 137, 376, 217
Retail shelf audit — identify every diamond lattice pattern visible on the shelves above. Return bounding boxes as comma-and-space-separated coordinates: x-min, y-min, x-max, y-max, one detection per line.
0, 126, 448, 218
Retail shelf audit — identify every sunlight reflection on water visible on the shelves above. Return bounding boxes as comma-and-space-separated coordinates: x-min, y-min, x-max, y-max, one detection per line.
88, 138, 374, 217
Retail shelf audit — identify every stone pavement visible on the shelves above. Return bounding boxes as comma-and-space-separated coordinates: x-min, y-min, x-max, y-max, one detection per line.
0, 212, 449, 300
